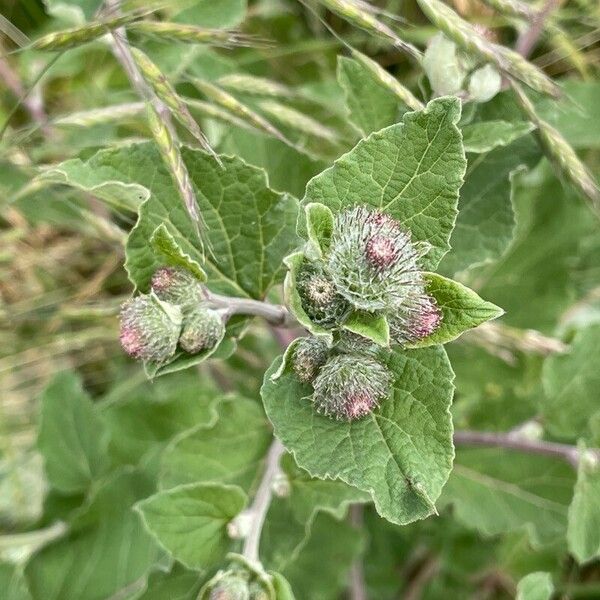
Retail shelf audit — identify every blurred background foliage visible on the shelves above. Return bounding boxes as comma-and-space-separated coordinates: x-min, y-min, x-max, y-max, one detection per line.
1, 0, 599, 598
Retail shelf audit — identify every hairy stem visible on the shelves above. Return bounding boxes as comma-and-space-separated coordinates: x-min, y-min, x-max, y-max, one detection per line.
454, 430, 598, 468
206, 291, 298, 327
242, 438, 285, 563
349, 505, 367, 600
516, 0, 562, 57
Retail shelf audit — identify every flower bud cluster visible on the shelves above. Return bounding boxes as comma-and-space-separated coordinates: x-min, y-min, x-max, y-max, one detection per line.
200, 563, 270, 600
119, 266, 224, 363
296, 205, 441, 346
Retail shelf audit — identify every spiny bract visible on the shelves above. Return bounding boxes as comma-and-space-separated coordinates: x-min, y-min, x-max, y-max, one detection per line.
388, 294, 442, 344
151, 266, 204, 307
179, 306, 225, 354
327, 205, 429, 312
119, 294, 182, 363
292, 336, 329, 383
311, 353, 392, 421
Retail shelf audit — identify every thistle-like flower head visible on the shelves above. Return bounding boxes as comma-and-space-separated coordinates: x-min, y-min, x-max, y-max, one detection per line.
389, 294, 442, 345
327, 206, 428, 312
151, 266, 203, 307
296, 262, 350, 326
292, 336, 329, 383
207, 575, 249, 600
311, 354, 391, 421
179, 306, 225, 354
119, 294, 181, 363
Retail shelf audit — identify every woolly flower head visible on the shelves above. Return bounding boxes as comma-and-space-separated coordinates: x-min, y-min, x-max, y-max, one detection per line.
179, 306, 224, 354
151, 266, 203, 307
312, 353, 392, 421
292, 336, 329, 383
119, 294, 181, 363
389, 294, 442, 345
327, 206, 429, 312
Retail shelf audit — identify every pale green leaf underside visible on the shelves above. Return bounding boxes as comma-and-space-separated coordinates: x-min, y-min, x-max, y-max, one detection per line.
406, 272, 503, 348
440, 448, 575, 546
516, 572, 554, 600
262, 345, 454, 525
461, 120, 535, 153
160, 396, 272, 492
567, 450, 600, 563
37, 371, 109, 494
136, 482, 247, 570
301, 97, 466, 270
150, 224, 207, 282
542, 324, 600, 440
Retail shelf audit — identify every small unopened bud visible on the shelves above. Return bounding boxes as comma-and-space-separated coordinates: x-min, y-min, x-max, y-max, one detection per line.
328, 206, 427, 312
292, 337, 329, 383
272, 472, 291, 498
119, 294, 181, 363
179, 307, 225, 354
468, 64, 502, 103
296, 263, 349, 327
389, 295, 441, 345
227, 511, 254, 540
151, 266, 203, 307
312, 354, 391, 421
208, 576, 249, 600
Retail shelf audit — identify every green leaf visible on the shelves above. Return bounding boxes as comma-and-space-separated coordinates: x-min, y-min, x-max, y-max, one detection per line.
150, 224, 207, 282
406, 273, 503, 348
439, 136, 540, 275
174, 0, 247, 28
337, 56, 400, 137
516, 572, 554, 600
304, 202, 334, 260
271, 572, 296, 600
135, 482, 247, 570
36, 157, 149, 212
262, 346, 454, 525
25, 471, 160, 600
567, 449, 600, 563
37, 371, 109, 494
100, 371, 219, 466
461, 120, 535, 153
160, 396, 272, 492
0, 563, 31, 600
440, 449, 574, 546
66, 143, 300, 297
542, 325, 600, 440
301, 97, 466, 270
343, 311, 390, 347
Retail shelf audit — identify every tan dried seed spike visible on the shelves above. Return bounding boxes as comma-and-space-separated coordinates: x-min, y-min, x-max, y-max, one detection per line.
145, 102, 204, 231
350, 49, 424, 112
258, 100, 339, 142
53, 102, 144, 127
126, 22, 263, 48
317, 0, 422, 60
477, 0, 536, 19
217, 73, 295, 98
30, 14, 137, 51
184, 98, 256, 133
512, 84, 600, 212
192, 79, 296, 148
130, 47, 219, 163
416, 0, 560, 97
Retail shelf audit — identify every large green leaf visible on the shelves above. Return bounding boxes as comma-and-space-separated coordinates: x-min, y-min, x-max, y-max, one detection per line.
567, 449, 600, 563
37, 372, 109, 494
337, 56, 400, 137
460, 120, 535, 153
133, 564, 204, 600
174, 0, 247, 28
262, 346, 454, 525
406, 273, 503, 347
25, 471, 160, 600
542, 325, 600, 440
440, 136, 540, 275
160, 396, 272, 492
440, 448, 575, 546
135, 482, 247, 570
0, 563, 31, 600
301, 97, 466, 269
516, 572, 554, 600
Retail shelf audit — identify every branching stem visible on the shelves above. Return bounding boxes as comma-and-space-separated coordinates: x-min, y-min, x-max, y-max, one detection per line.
206, 291, 297, 327
242, 438, 285, 563
454, 430, 598, 468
